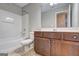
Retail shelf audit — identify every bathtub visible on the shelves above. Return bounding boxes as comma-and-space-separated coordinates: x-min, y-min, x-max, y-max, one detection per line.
0, 36, 27, 53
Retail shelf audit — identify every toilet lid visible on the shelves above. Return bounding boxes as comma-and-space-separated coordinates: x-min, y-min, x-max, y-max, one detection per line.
20, 39, 33, 45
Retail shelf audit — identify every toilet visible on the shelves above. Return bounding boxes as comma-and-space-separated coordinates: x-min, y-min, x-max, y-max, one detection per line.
20, 32, 34, 50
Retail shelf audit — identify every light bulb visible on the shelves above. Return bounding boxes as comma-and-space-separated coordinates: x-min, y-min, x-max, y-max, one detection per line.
49, 3, 58, 6
49, 3, 54, 6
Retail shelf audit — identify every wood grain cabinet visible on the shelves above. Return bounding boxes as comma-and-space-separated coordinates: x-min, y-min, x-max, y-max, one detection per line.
50, 39, 61, 56
61, 41, 79, 56
62, 32, 79, 56
34, 31, 79, 56
50, 32, 62, 56
54, 40, 61, 56
63, 32, 79, 41
34, 32, 50, 56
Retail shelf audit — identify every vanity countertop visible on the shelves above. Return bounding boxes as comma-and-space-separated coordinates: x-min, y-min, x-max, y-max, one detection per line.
35, 28, 79, 32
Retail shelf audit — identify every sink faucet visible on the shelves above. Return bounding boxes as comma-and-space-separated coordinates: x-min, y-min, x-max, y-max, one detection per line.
53, 28, 57, 32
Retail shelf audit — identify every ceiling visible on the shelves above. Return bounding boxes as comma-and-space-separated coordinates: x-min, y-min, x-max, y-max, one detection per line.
15, 3, 28, 7
15, 3, 52, 12
15, 3, 68, 13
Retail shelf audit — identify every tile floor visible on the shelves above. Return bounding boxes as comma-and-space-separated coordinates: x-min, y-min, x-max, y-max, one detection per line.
8, 44, 40, 56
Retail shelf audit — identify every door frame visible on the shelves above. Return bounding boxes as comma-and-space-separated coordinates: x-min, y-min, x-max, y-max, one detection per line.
55, 10, 67, 28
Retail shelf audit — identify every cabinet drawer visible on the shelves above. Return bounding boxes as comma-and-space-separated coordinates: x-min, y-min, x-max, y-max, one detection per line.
63, 32, 79, 41
34, 31, 43, 37
43, 32, 61, 39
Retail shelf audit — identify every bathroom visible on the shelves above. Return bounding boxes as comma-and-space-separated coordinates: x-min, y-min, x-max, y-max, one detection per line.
0, 3, 79, 56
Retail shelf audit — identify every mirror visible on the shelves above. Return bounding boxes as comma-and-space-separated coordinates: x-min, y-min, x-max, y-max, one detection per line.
56, 11, 68, 27
41, 3, 79, 28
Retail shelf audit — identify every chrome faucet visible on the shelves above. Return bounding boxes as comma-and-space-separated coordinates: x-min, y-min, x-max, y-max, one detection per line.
53, 28, 57, 32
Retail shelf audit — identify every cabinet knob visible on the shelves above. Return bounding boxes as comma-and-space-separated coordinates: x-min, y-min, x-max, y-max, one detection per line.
73, 35, 77, 39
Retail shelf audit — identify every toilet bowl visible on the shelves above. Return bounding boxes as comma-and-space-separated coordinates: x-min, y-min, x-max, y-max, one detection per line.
20, 32, 34, 48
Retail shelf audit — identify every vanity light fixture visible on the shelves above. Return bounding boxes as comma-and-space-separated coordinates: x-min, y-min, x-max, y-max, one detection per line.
49, 3, 54, 6
49, 3, 58, 6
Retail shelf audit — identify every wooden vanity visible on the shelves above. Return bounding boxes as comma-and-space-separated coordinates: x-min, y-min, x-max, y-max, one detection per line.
34, 31, 79, 56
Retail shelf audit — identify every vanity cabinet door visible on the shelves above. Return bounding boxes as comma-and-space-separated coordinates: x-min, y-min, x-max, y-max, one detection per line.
50, 39, 61, 56
61, 41, 79, 56
34, 37, 50, 56
55, 40, 61, 56
50, 39, 55, 56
